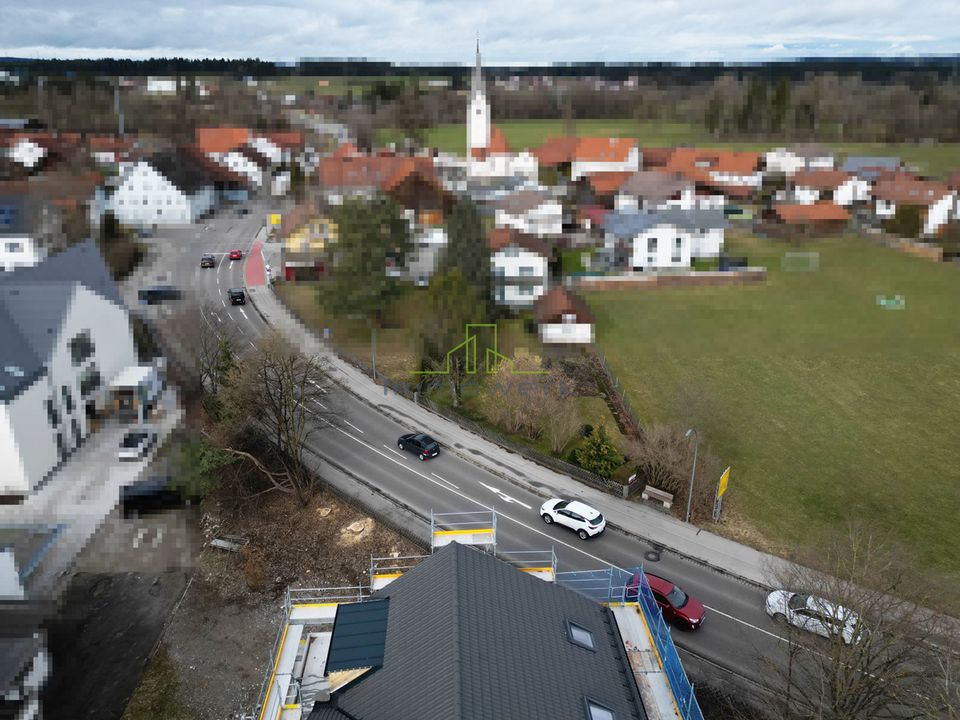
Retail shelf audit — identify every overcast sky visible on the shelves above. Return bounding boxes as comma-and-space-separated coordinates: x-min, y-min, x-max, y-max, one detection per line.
2, 0, 959, 65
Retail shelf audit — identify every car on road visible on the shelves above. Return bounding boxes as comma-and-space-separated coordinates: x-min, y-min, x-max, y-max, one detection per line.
765, 590, 863, 644
397, 433, 440, 460
200, 254, 216, 268
118, 428, 158, 462
626, 572, 706, 630
539, 499, 605, 539
228, 288, 246, 305
229, 249, 243, 260
138, 285, 181, 305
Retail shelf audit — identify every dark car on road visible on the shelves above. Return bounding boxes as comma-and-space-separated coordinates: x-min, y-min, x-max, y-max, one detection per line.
397, 433, 440, 460
229, 249, 243, 260
228, 288, 246, 305
138, 285, 181, 305
200, 254, 216, 268
626, 572, 706, 630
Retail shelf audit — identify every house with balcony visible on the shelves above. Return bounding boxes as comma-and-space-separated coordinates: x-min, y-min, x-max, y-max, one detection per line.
488, 227, 551, 308
0, 239, 137, 497
663, 148, 763, 202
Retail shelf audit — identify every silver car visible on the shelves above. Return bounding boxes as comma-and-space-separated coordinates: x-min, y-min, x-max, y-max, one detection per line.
766, 590, 863, 644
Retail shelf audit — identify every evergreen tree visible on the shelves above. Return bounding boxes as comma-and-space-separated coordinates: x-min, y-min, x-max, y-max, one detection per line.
574, 425, 624, 477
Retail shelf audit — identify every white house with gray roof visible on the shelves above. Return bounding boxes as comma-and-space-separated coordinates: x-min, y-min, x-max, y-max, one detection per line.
603, 208, 728, 272
0, 240, 136, 497
493, 188, 562, 237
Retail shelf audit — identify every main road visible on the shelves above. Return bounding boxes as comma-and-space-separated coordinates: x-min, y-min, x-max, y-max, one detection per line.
130, 199, 791, 702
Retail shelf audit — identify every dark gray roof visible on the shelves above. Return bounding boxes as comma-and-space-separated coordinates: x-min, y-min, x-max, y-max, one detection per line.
603, 207, 728, 239
0, 633, 42, 690
493, 188, 553, 215
840, 156, 901, 178
309, 543, 647, 720
0, 195, 30, 236
617, 171, 691, 202
325, 598, 389, 672
149, 147, 217, 194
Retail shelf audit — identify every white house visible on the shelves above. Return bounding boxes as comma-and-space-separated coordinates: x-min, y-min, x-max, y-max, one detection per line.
791, 170, 870, 207
93, 148, 216, 228
493, 189, 562, 237
570, 137, 641, 181
488, 227, 551, 308
614, 171, 696, 213
0, 240, 137, 496
145, 76, 178, 95
213, 147, 268, 189
871, 176, 956, 236
603, 208, 728, 271
5, 138, 46, 170
534, 286, 595, 345
664, 148, 763, 198
0, 196, 47, 273
764, 144, 835, 176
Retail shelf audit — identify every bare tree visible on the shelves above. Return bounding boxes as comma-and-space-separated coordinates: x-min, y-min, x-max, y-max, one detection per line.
760, 522, 958, 720
159, 300, 239, 403
217, 331, 338, 505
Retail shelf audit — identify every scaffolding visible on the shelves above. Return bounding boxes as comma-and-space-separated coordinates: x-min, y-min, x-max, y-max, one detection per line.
429, 509, 496, 552
499, 549, 557, 582
368, 554, 430, 590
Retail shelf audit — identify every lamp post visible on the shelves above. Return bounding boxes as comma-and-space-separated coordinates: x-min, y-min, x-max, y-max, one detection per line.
684, 428, 699, 524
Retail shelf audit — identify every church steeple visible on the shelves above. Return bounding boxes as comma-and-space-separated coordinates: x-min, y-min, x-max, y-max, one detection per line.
472, 35, 483, 97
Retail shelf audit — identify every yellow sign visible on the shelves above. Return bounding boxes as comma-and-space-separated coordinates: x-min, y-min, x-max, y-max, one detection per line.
270, 213, 282, 226
718, 467, 731, 497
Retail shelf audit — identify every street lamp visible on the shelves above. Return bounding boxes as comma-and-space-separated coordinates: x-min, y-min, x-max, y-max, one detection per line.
684, 428, 700, 524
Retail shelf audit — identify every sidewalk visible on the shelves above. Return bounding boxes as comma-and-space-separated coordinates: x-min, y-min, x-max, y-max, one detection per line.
246, 283, 793, 589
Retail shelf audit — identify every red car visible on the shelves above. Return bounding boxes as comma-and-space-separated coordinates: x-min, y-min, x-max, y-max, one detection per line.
626, 572, 706, 630
228, 249, 243, 260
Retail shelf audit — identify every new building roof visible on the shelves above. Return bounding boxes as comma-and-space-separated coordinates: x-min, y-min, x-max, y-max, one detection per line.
602, 207, 728, 239
307, 543, 647, 720
534, 286, 595, 325
792, 170, 853, 190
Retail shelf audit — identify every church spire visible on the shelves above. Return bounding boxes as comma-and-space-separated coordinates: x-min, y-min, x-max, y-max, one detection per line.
472, 34, 482, 97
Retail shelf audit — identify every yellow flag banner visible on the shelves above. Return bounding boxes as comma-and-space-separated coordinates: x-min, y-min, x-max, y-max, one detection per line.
718, 467, 731, 497
270, 213, 282, 226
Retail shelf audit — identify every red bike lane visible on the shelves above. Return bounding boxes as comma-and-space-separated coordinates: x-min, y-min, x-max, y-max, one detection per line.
244, 238, 266, 287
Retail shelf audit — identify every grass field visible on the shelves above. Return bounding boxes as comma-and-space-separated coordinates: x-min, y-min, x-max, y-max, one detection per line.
380, 119, 960, 178
585, 232, 960, 595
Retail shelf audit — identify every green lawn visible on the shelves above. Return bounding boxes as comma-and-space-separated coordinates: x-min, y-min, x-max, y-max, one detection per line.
380, 119, 960, 178
586, 233, 960, 595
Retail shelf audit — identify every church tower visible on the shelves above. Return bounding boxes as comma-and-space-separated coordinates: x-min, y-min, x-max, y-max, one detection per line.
467, 38, 491, 156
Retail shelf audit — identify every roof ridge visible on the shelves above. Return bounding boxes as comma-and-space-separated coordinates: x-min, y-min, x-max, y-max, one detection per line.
451, 543, 464, 720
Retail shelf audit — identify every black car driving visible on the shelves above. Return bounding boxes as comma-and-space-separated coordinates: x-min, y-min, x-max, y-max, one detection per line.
228, 288, 246, 305
397, 433, 440, 460
200, 254, 216, 268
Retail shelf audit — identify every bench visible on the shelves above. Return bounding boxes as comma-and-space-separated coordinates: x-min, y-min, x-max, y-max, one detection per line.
641, 485, 674, 510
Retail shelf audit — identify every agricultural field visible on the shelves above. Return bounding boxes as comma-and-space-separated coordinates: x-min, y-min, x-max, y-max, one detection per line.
386, 119, 960, 178
585, 231, 960, 599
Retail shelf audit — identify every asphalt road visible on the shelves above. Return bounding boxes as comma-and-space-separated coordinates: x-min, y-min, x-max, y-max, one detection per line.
131, 199, 790, 700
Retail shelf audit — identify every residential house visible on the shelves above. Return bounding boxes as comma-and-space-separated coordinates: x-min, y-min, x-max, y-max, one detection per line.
790, 170, 870, 207
840, 156, 902, 182
614, 171, 695, 213
488, 227, 551, 308
195, 126, 252, 156
92, 147, 216, 228
87, 135, 134, 167
493, 188, 562, 237
663, 148, 763, 201
534, 286, 595, 345
0, 195, 47, 273
603, 208, 728, 271
570, 137, 641, 181
280, 209, 339, 282
573, 172, 632, 209
0, 239, 137, 496
269, 543, 650, 720
215, 145, 270, 189
772, 203, 851, 234
640, 146, 674, 170
871, 175, 955, 236
764, 143, 835, 176
180, 145, 251, 204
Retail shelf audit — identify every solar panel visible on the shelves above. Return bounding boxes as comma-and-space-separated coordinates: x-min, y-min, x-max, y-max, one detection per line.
325, 598, 390, 673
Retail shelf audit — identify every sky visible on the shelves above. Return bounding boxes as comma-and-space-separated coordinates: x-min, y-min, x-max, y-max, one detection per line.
2, 0, 960, 65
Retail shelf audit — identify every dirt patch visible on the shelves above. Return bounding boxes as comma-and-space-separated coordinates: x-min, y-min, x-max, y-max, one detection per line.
703, 504, 793, 561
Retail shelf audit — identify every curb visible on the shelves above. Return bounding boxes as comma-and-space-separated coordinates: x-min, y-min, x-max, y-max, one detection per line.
244, 286, 273, 327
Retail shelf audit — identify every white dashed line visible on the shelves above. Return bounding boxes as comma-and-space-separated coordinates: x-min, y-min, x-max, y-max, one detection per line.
343, 420, 364, 434
239, 308, 248, 319
249, 341, 257, 350
383, 444, 406, 459
431, 472, 459, 489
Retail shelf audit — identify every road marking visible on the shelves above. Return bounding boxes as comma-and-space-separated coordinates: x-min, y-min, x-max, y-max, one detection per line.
308, 380, 328, 393
432, 472, 459, 489
249, 341, 257, 350
213, 313, 222, 323
383, 444, 406, 459
478, 481, 532, 509
236, 324, 245, 334
313, 399, 327, 410
221, 298, 226, 307
343, 420, 364, 434
239, 308, 248, 319
701, 603, 787, 642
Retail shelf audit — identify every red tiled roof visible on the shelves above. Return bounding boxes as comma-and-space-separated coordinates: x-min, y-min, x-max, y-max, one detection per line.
774, 203, 851, 223
534, 286, 594, 325
872, 176, 951, 205
260, 131, 304, 149
531, 136, 579, 166
195, 126, 251, 155
578, 205, 609, 228
664, 147, 762, 183
471, 126, 512, 159
641, 147, 675, 168
88, 135, 134, 153
586, 172, 633, 196
181, 144, 250, 186
331, 142, 359, 159
573, 137, 636, 163
792, 170, 853, 190
487, 227, 551, 257
318, 155, 439, 193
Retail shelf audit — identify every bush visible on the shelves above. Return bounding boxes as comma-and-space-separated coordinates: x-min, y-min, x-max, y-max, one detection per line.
573, 425, 623, 477
580, 423, 594, 437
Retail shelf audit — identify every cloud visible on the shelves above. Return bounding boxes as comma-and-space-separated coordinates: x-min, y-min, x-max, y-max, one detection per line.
0, 0, 959, 62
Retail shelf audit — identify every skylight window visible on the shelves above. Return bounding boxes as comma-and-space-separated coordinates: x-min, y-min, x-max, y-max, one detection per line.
567, 621, 596, 650
585, 699, 616, 720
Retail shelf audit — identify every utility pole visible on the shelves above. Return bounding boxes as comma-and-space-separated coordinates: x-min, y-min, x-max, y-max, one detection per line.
684, 428, 700, 524
114, 80, 125, 138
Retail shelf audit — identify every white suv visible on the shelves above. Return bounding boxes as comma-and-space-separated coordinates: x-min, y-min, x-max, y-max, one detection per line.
540, 499, 606, 540
766, 590, 864, 645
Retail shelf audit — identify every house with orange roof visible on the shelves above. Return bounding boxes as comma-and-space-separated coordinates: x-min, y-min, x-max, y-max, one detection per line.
488, 227, 552, 308
195, 127, 251, 155
771, 203, 851, 234
871, 175, 956, 236
663, 148, 763, 199
570, 137, 641, 181
790, 170, 869, 207
87, 135, 135, 166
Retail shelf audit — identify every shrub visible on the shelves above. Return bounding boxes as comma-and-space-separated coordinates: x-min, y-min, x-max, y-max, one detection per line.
580, 423, 594, 437
574, 425, 623, 477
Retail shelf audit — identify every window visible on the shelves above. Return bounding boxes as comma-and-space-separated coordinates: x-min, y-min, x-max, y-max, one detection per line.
567, 622, 596, 650
647, 237, 657, 252
562, 313, 576, 324
46, 398, 60, 428
62, 385, 74, 414
69, 331, 95, 365
585, 699, 616, 720
80, 367, 102, 397
143, 197, 148, 205
675, 237, 682, 249
5, 241, 22, 253
519, 285, 534, 296
518, 266, 535, 277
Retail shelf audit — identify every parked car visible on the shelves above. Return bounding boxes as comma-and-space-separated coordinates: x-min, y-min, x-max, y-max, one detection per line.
138, 285, 181, 305
765, 590, 863, 644
228, 288, 246, 305
118, 428, 158, 462
626, 572, 706, 630
397, 433, 440, 460
229, 249, 243, 260
200, 254, 216, 268
120, 474, 190, 518
539, 499, 605, 539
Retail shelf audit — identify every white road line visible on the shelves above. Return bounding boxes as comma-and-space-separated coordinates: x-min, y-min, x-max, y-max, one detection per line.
239, 308, 248, 319
221, 298, 226, 307
249, 341, 257, 350
343, 420, 364, 434
214, 313, 222, 323
701, 603, 787, 642
313, 399, 328, 410
431, 472, 459, 489
478, 480, 532, 509
236, 324, 245, 334
383, 444, 406, 458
